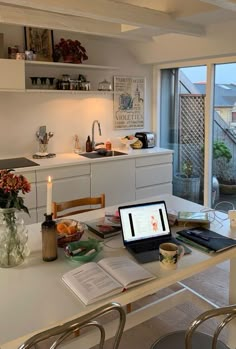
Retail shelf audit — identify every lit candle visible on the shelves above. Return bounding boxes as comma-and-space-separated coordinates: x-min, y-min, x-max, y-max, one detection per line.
46, 176, 52, 215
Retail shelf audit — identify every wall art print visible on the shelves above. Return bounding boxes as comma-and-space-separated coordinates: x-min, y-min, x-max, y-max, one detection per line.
24, 27, 54, 62
114, 76, 145, 129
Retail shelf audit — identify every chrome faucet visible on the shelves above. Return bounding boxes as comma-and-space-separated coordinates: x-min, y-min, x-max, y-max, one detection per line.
91, 120, 103, 150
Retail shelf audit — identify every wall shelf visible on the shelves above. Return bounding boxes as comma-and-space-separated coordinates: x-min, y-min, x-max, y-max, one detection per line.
25, 89, 114, 95
25, 61, 119, 70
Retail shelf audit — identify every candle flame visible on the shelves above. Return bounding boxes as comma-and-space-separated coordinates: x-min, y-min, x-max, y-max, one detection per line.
48, 176, 52, 183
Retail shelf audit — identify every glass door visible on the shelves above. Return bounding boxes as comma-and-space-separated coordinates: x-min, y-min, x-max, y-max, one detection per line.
160, 66, 207, 204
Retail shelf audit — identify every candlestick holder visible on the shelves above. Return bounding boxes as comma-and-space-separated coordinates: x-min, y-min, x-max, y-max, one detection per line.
41, 213, 58, 262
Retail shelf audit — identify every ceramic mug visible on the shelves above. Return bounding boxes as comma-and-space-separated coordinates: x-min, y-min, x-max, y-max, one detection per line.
159, 242, 184, 270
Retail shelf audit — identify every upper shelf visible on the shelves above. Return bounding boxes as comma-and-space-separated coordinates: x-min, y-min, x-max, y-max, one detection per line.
25, 61, 119, 70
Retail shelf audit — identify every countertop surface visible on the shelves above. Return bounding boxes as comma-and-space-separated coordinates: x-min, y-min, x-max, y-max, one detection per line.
8, 147, 173, 172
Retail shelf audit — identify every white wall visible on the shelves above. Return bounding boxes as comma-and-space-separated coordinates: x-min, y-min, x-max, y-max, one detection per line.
0, 25, 152, 157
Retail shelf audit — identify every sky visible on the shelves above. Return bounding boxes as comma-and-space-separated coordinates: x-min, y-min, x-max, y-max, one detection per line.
182, 63, 236, 84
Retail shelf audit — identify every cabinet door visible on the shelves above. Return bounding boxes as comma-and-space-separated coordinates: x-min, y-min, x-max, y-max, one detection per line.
135, 154, 173, 200
91, 159, 135, 206
36, 165, 91, 222
0, 59, 25, 90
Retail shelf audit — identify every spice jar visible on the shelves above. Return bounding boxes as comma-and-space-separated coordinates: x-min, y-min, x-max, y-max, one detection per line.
69, 79, 78, 90
61, 74, 70, 90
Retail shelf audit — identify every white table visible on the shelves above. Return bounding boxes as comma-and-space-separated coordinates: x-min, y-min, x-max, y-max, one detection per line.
1, 194, 236, 349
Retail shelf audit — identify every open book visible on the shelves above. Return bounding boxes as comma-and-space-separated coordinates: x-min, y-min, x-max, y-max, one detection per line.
62, 256, 155, 305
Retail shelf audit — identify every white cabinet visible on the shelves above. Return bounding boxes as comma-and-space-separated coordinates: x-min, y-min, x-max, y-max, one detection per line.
91, 159, 136, 206
135, 154, 173, 200
0, 59, 25, 91
36, 164, 91, 221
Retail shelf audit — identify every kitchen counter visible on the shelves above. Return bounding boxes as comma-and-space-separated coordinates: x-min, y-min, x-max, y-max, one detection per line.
6, 147, 173, 224
13, 147, 173, 172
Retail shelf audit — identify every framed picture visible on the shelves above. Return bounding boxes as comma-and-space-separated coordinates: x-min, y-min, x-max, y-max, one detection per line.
24, 27, 54, 62
113, 76, 145, 129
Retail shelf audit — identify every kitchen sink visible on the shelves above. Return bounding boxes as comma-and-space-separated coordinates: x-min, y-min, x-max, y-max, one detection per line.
80, 150, 127, 159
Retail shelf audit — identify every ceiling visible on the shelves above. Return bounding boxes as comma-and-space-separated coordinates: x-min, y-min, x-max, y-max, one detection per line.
0, 0, 236, 41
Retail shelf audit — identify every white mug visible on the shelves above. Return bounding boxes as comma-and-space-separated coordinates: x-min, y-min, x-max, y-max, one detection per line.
159, 242, 184, 270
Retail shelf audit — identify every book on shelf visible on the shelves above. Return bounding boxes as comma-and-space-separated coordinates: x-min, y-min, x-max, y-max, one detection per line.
176, 227, 236, 253
85, 215, 121, 239
62, 256, 155, 305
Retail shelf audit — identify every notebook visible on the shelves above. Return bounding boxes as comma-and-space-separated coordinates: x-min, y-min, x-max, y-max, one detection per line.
118, 200, 191, 263
177, 227, 236, 253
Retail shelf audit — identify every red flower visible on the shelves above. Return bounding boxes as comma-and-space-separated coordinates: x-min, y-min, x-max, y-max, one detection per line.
54, 38, 88, 62
0, 169, 31, 214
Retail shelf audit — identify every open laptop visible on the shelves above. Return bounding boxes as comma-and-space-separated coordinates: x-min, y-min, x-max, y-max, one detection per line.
119, 200, 188, 263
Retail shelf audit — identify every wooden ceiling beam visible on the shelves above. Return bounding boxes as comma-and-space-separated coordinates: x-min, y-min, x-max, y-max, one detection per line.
0, 0, 205, 36
0, 4, 154, 41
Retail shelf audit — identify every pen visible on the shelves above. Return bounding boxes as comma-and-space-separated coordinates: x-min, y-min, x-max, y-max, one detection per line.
188, 231, 210, 241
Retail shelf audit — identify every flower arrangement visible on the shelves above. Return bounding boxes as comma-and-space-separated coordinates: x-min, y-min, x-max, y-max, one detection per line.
0, 169, 31, 214
54, 38, 88, 63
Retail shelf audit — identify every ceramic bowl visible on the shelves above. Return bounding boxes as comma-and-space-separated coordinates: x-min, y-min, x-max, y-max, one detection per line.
56, 219, 87, 247
119, 136, 138, 146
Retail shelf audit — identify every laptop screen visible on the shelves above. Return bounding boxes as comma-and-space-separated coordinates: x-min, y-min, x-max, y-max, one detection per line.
119, 201, 171, 243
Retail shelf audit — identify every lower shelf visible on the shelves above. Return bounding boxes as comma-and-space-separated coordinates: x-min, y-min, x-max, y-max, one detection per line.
25, 89, 114, 94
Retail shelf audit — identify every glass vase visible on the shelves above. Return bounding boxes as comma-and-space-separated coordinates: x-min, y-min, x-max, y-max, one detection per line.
0, 208, 29, 268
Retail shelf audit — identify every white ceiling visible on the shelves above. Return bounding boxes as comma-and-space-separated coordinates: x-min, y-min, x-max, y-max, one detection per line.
0, 0, 236, 40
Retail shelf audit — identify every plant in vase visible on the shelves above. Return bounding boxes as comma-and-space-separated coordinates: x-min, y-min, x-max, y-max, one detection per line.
53, 38, 88, 64
0, 169, 31, 267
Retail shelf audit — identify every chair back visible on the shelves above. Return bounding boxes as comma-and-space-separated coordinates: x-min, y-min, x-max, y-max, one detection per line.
185, 305, 236, 349
18, 302, 126, 349
52, 194, 105, 218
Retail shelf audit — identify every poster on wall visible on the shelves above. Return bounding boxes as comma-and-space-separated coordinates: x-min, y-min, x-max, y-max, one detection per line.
114, 76, 145, 129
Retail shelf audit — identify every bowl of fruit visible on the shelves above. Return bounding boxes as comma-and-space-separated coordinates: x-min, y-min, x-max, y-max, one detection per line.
119, 135, 138, 149
56, 219, 87, 247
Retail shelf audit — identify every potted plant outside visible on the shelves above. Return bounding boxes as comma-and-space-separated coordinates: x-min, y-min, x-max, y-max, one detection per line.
173, 159, 200, 203
214, 158, 236, 194
201, 140, 232, 201
212, 141, 236, 194
53, 38, 88, 64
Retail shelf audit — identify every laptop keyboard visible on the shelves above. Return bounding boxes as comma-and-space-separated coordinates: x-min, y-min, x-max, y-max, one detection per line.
132, 241, 160, 253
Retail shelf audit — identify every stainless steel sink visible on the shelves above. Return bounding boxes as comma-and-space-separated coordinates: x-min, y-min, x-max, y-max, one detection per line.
80, 150, 127, 159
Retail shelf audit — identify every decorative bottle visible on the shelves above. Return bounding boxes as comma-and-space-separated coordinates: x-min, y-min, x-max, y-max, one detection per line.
86, 136, 92, 152
41, 213, 57, 262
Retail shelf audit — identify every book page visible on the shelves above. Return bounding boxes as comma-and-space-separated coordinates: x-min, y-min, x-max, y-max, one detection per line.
98, 256, 154, 288
62, 262, 122, 305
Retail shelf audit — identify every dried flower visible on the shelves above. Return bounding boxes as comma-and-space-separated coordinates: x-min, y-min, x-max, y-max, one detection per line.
54, 38, 88, 63
0, 169, 31, 214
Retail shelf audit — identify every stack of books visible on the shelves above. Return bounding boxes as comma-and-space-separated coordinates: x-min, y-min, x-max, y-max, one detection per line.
85, 213, 121, 239
176, 227, 236, 253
